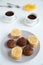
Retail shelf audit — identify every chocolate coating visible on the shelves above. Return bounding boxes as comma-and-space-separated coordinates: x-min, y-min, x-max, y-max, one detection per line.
17, 37, 27, 47
23, 45, 33, 56
7, 39, 16, 48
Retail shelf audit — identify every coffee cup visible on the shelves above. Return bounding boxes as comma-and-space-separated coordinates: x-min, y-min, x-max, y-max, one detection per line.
24, 13, 39, 26
4, 11, 16, 23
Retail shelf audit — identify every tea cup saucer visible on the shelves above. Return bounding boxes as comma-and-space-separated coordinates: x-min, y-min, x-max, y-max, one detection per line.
21, 18, 39, 26
0, 15, 17, 23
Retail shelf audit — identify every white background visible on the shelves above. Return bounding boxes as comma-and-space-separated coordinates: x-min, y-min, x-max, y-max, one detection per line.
0, 0, 43, 65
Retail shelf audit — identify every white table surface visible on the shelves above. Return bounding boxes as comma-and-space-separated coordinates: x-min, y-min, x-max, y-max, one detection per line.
0, 0, 43, 65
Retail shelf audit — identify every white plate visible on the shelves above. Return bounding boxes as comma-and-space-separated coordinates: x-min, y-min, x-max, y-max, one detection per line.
0, 30, 40, 64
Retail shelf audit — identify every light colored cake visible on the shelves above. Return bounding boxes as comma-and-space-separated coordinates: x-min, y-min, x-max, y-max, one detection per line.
11, 46, 22, 60
10, 29, 22, 38
27, 35, 39, 47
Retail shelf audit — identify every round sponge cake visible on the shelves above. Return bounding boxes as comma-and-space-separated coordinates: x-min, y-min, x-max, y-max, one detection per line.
23, 45, 33, 56
11, 46, 22, 60
10, 29, 22, 38
27, 35, 39, 47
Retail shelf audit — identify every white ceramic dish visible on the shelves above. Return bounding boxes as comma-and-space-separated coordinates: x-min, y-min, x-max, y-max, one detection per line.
22, 18, 39, 26
0, 30, 40, 64
0, 15, 17, 23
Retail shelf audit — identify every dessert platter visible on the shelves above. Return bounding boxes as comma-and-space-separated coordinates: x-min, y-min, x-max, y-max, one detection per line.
0, 29, 40, 63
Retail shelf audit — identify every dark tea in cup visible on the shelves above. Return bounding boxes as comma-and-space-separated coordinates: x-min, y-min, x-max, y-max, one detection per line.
27, 14, 37, 20
5, 11, 14, 16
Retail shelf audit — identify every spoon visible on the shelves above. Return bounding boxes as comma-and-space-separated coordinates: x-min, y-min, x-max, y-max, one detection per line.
7, 3, 20, 8
0, 5, 12, 8
0, 3, 21, 8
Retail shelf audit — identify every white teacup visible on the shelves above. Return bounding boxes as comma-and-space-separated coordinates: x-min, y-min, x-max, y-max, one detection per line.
24, 14, 39, 26
4, 11, 16, 23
